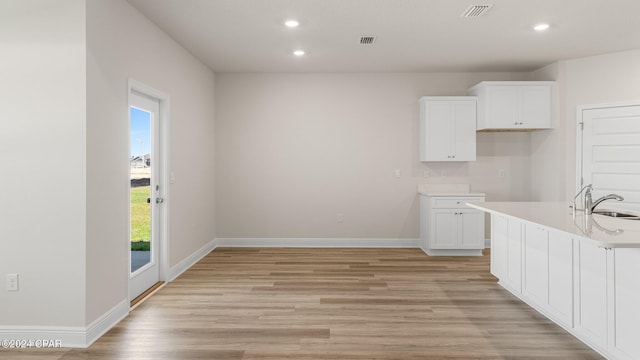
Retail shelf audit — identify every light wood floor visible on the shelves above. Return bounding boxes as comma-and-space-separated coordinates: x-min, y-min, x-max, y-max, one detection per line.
3, 248, 602, 359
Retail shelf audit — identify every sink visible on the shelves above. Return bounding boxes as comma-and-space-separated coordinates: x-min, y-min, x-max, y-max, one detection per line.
592, 210, 640, 219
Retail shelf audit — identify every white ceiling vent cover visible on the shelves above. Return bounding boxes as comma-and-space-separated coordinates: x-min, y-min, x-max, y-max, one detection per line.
461, 5, 493, 18
359, 36, 376, 45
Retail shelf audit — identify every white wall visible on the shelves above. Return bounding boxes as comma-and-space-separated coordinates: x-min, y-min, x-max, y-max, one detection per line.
86, 0, 216, 323
530, 61, 566, 201
530, 49, 640, 202
0, 0, 87, 326
215, 72, 532, 240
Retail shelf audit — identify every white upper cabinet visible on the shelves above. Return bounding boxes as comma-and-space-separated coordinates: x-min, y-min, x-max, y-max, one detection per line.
419, 96, 477, 162
468, 81, 554, 131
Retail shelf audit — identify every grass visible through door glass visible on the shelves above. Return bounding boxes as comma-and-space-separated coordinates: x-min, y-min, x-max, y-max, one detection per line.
131, 185, 151, 251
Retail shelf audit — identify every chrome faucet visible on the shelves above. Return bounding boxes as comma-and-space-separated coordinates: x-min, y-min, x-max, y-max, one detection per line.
572, 184, 593, 215
585, 187, 624, 215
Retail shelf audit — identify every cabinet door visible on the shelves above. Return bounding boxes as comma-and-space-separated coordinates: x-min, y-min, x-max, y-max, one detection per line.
547, 231, 573, 326
609, 248, 640, 360
431, 210, 457, 249
523, 225, 549, 306
520, 86, 551, 129
452, 100, 476, 161
490, 214, 508, 279
574, 240, 608, 350
459, 210, 483, 249
422, 101, 452, 161
486, 86, 519, 128
505, 219, 523, 292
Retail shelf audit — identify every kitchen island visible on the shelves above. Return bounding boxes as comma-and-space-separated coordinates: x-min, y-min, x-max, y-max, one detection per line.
468, 202, 640, 360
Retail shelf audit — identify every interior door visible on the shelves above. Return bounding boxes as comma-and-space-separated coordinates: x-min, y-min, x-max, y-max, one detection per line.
581, 105, 640, 212
129, 91, 162, 301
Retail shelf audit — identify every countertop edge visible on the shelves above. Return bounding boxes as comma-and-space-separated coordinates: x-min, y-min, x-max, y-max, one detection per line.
466, 202, 640, 249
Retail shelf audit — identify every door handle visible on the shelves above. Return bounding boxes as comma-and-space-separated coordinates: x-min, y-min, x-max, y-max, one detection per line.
146, 198, 151, 204
156, 197, 164, 204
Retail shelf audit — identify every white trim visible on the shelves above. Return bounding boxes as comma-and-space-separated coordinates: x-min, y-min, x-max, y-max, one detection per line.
214, 238, 420, 248
0, 299, 129, 348
485, 238, 491, 248
168, 239, 217, 281
84, 299, 129, 347
0, 325, 85, 348
423, 248, 483, 256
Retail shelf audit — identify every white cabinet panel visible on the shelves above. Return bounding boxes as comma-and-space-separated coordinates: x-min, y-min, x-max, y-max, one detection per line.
432, 210, 457, 249
459, 211, 484, 249
453, 100, 478, 161
487, 85, 519, 128
523, 225, 549, 306
419, 97, 476, 162
468, 81, 553, 130
424, 101, 452, 161
490, 214, 508, 279
489, 215, 522, 292
520, 86, 552, 129
609, 248, 640, 360
506, 219, 522, 292
548, 231, 573, 326
574, 240, 608, 351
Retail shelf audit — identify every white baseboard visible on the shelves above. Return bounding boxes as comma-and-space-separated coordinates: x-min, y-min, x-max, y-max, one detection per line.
423, 248, 484, 256
214, 238, 420, 248
168, 239, 217, 281
0, 299, 129, 348
84, 299, 129, 347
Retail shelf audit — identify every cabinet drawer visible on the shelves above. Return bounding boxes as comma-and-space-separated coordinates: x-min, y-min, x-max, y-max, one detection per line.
432, 197, 483, 209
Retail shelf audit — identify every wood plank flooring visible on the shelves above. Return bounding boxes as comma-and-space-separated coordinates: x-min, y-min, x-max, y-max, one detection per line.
1, 248, 602, 359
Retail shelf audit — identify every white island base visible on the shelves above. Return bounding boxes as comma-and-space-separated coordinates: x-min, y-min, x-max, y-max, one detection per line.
468, 202, 640, 360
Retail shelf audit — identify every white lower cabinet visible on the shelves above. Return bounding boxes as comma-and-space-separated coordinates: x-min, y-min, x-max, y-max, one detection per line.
546, 231, 573, 326
608, 248, 640, 360
420, 195, 485, 256
523, 224, 549, 305
574, 240, 609, 351
490, 215, 523, 291
522, 224, 573, 327
505, 219, 523, 292
489, 214, 640, 359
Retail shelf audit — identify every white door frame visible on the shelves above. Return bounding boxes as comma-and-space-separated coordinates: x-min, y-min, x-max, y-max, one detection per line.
575, 100, 640, 193
127, 78, 170, 297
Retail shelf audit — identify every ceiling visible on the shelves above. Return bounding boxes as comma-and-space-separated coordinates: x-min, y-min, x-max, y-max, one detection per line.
127, 0, 640, 73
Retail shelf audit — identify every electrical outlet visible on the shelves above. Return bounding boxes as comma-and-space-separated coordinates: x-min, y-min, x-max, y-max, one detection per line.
337, 213, 344, 223
498, 169, 505, 178
393, 169, 401, 178
423, 169, 429, 178
6, 273, 18, 291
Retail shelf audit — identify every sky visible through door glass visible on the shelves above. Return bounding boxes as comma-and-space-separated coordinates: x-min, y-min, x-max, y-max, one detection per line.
130, 107, 151, 157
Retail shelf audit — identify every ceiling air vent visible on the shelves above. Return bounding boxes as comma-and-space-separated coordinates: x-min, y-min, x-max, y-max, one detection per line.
461, 4, 493, 18
359, 36, 376, 45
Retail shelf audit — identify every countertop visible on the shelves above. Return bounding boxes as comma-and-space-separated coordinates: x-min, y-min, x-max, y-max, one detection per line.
417, 183, 485, 197
467, 201, 640, 248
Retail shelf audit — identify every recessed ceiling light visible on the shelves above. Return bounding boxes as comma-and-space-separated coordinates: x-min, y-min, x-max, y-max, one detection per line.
534, 23, 550, 31
285, 20, 299, 28
293, 50, 305, 56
